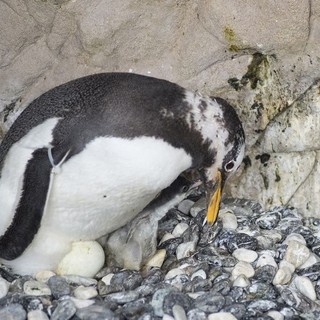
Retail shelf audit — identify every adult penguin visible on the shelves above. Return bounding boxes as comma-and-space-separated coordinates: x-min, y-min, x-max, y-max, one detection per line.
0, 73, 245, 274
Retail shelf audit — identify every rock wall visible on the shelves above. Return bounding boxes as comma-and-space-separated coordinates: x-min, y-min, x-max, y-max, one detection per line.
1, 0, 320, 216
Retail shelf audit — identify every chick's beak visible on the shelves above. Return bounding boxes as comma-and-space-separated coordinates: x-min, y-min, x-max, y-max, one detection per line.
206, 170, 224, 225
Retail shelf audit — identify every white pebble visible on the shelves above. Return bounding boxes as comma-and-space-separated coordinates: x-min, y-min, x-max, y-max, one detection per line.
233, 274, 251, 287
231, 261, 255, 280
294, 276, 317, 301
24, 280, 51, 296
70, 297, 95, 309
299, 253, 319, 269
102, 273, 114, 286
191, 269, 207, 281
145, 249, 166, 268
56, 241, 105, 278
284, 240, 310, 268
176, 241, 196, 260
172, 223, 189, 237
0, 277, 10, 299
165, 268, 187, 280
208, 312, 237, 320
159, 233, 175, 245
279, 260, 295, 273
261, 230, 283, 244
283, 233, 306, 245
272, 266, 293, 285
232, 248, 258, 263
267, 310, 284, 320
73, 285, 98, 300
172, 304, 187, 320
220, 211, 238, 230
27, 310, 49, 320
256, 252, 278, 269
35, 270, 56, 283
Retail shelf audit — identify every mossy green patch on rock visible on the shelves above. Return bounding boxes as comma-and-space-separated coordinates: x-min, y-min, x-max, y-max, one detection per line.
242, 52, 270, 89
223, 25, 241, 52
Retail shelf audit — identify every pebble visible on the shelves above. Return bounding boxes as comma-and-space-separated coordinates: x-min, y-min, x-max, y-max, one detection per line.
267, 310, 284, 320
76, 304, 116, 319
297, 262, 320, 281
220, 211, 238, 230
106, 291, 140, 304
273, 261, 294, 285
61, 275, 97, 286
0, 304, 26, 320
48, 276, 71, 299
187, 309, 207, 320
172, 223, 189, 237
256, 251, 278, 268
232, 248, 258, 263
28, 310, 50, 320
284, 240, 310, 268
0, 277, 10, 299
160, 233, 175, 245
145, 249, 166, 268
178, 199, 195, 215
176, 241, 196, 260
231, 261, 255, 280
299, 253, 319, 269
35, 270, 56, 283
151, 288, 176, 317
51, 299, 76, 320
73, 285, 98, 300
101, 273, 114, 285
208, 312, 237, 320
70, 297, 95, 309
165, 268, 187, 280
191, 269, 207, 281
23, 280, 51, 296
233, 274, 250, 287
293, 275, 317, 301
283, 233, 307, 245
195, 292, 225, 313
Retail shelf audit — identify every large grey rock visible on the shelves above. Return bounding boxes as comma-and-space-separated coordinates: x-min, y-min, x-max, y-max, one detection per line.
198, 0, 310, 53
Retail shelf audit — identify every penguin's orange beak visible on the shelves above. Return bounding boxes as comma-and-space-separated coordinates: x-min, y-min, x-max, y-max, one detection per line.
206, 171, 223, 225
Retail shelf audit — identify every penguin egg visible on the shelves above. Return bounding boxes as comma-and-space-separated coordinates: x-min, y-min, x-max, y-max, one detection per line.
56, 241, 105, 277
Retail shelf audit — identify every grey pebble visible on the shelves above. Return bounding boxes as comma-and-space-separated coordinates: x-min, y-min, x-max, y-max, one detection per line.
195, 292, 225, 313
221, 303, 246, 319
296, 262, 320, 281
253, 265, 277, 283
163, 291, 194, 315
0, 303, 26, 320
48, 276, 71, 299
178, 199, 195, 215
187, 308, 207, 320
51, 299, 76, 320
151, 287, 177, 317
106, 291, 140, 304
76, 304, 118, 320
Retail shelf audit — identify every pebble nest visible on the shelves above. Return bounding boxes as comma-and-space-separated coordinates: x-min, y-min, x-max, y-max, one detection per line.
1, 191, 320, 320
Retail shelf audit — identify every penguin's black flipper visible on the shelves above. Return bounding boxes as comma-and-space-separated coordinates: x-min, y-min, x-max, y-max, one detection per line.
0, 146, 70, 260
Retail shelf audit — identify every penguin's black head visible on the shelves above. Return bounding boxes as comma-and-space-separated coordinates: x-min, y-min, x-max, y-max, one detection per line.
200, 97, 245, 225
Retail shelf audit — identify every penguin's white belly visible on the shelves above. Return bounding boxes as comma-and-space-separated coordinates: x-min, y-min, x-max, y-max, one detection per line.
42, 136, 192, 240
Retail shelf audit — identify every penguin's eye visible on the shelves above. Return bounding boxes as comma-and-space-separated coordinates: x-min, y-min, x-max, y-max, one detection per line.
182, 186, 189, 192
225, 160, 235, 172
